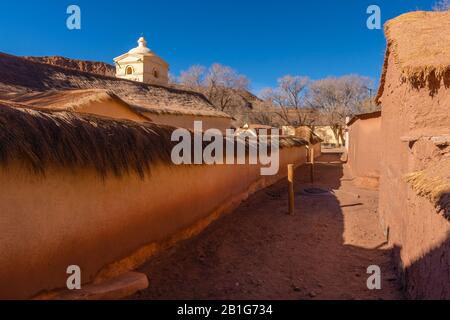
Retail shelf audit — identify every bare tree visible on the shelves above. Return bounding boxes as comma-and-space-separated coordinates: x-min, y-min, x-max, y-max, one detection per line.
307, 75, 373, 146
176, 63, 252, 120
246, 100, 280, 127
260, 75, 310, 126
178, 65, 206, 88
433, 0, 450, 11
168, 73, 179, 85
203, 64, 250, 112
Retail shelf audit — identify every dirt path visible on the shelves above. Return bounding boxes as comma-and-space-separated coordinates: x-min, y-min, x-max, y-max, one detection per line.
132, 152, 404, 300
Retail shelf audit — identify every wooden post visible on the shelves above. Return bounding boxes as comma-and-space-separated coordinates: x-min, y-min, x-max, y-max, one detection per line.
288, 164, 295, 216
310, 146, 315, 183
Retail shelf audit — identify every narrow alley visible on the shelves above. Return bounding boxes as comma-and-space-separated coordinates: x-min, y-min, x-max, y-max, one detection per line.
133, 152, 404, 300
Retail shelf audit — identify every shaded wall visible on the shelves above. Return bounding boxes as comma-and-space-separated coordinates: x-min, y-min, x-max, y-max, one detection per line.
0, 145, 309, 299
378, 53, 450, 299
347, 116, 382, 185
313, 141, 322, 159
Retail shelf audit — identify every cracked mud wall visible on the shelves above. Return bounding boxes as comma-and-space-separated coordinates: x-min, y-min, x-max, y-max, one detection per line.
378, 51, 450, 299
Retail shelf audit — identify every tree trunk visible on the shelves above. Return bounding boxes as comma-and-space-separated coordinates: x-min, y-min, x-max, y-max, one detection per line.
331, 126, 341, 148
338, 128, 345, 147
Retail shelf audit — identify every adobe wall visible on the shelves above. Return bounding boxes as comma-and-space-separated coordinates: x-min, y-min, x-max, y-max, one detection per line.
401, 189, 450, 299
313, 141, 322, 159
79, 99, 150, 122
147, 113, 232, 132
378, 53, 450, 299
0, 145, 310, 299
347, 116, 382, 187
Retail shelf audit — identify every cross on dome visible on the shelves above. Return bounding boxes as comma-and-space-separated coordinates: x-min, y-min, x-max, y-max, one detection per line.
128, 36, 152, 55
138, 37, 147, 48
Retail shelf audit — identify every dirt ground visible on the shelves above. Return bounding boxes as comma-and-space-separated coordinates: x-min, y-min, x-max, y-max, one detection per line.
132, 152, 404, 300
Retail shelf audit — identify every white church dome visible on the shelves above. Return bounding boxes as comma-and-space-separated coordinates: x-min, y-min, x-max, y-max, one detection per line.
128, 37, 153, 55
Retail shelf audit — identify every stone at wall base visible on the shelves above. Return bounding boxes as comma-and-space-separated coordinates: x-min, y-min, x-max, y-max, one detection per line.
34, 272, 148, 300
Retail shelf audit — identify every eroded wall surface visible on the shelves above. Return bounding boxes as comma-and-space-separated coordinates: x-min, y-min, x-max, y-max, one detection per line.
378, 53, 450, 299
0, 145, 308, 299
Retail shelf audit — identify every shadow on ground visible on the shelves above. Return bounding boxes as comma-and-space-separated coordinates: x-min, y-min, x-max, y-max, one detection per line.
131, 152, 404, 300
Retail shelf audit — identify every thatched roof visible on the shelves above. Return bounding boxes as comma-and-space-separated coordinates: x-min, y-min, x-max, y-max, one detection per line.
406, 160, 450, 220
6, 89, 153, 122
119, 94, 230, 118
0, 103, 306, 178
0, 52, 231, 119
278, 136, 308, 148
376, 11, 450, 102
0, 102, 178, 178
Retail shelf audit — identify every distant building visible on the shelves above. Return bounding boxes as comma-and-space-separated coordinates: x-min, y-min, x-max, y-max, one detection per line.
236, 123, 280, 137
114, 37, 169, 86
282, 126, 323, 145
346, 111, 382, 186
313, 126, 344, 147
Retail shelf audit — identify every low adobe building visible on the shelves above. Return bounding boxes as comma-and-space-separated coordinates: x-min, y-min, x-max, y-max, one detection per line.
313, 125, 344, 148
0, 52, 232, 131
284, 126, 343, 148
281, 125, 322, 144
376, 11, 450, 299
282, 126, 323, 159
236, 123, 281, 137
346, 111, 382, 187
277, 110, 343, 147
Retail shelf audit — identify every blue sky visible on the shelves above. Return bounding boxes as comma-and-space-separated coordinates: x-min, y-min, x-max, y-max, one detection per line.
0, 0, 438, 93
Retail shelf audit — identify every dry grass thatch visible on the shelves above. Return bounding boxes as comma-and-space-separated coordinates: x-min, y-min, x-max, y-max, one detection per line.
376, 11, 450, 102
12, 89, 126, 110
0, 103, 306, 178
279, 136, 308, 148
0, 103, 177, 178
405, 160, 450, 220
